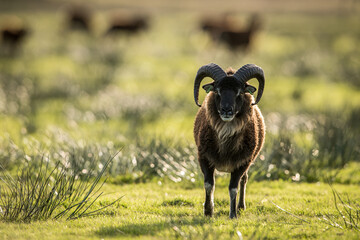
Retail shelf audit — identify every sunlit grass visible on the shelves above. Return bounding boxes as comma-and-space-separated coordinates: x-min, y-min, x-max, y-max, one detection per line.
0, 7, 359, 239
0, 181, 359, 239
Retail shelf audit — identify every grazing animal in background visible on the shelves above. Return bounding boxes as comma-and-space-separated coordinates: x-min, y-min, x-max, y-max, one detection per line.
0, 17, 29, 55
201, 14, 233, 35
201, 14, 262, 50
1, 28, 28, 48
193, 63, 266, 218
219, 15, 262, 49
105, 15, 149, 35
66, 6, 92, 32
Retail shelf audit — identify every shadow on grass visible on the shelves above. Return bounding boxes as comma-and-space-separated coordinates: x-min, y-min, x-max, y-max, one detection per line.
95, 216, 208, 237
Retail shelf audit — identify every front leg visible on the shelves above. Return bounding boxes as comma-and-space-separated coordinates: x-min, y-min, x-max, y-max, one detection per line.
199, 158, 215, 217
229, 166, 248, 219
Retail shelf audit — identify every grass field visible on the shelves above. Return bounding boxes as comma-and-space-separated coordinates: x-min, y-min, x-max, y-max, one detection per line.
0, 0, 360, 239
0, 181, 360, 239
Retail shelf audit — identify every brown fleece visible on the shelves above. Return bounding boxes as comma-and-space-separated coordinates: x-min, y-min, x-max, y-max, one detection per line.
194, 90, 265, 173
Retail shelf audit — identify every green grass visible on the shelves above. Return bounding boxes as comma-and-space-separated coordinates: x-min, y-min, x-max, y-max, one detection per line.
0, 1, 360, 239
0, 181, 359, 239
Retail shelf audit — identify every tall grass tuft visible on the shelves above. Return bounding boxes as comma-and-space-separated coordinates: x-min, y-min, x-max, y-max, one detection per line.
321, 184, 360, 231
0, 154, 122, 222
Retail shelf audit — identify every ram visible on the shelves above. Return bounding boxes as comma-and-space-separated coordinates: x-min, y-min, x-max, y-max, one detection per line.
193, 63, 265, 218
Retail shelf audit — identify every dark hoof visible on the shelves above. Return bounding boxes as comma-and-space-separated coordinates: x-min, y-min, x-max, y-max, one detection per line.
204, 201, 214, 217
238, 204, 246, 211
204, 208, 213, 217
229, 213, 237, 219
204, 212, 213, 217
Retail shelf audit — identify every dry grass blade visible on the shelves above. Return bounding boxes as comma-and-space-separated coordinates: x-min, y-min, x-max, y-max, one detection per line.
66, 153, 117, 220
78, 195, 124, 219
268, 200, 310, 223
324, 183, 360, 231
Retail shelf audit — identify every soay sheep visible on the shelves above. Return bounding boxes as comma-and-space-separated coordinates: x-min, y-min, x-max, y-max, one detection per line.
193, 63, 265, 218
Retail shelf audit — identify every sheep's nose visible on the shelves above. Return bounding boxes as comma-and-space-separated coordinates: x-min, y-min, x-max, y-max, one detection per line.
221, 107, 233, 116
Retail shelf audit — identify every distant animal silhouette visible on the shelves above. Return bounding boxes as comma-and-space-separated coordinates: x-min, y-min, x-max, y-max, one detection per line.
0, 17, 29, 55
219, 15, 262, 49
66, 6, 92, 32
201, 14, 262, 50
105, 15, 149, 35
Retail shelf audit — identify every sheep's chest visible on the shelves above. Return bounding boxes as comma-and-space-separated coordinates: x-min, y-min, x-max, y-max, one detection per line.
214, 163, 236, 173
209, 132, 247, 173
208, 152, 247, 173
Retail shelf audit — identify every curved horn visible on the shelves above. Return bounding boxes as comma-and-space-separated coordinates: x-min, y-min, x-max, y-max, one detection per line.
233, 64, 265, 105
194, 63, 227, 107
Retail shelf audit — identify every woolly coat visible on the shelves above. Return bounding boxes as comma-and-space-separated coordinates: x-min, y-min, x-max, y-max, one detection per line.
194, 92, 265, 173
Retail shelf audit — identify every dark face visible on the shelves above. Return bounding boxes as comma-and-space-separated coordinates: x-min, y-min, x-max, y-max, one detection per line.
215, 79, 243, 122
203, 77, 257, 122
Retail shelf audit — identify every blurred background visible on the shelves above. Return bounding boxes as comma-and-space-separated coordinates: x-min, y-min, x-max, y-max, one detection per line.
0, 0, 359, 184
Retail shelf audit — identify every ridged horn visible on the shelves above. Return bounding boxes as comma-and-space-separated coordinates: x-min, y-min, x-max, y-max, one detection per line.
233, 64, 265, 105
194, 63, 227, 107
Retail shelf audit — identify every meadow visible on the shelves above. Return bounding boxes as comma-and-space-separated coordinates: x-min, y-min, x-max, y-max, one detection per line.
0, 0, 360, 239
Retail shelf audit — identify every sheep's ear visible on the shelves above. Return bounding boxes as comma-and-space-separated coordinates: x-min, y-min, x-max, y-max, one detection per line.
202, 82, 215, 93
245, 84, 257, 95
